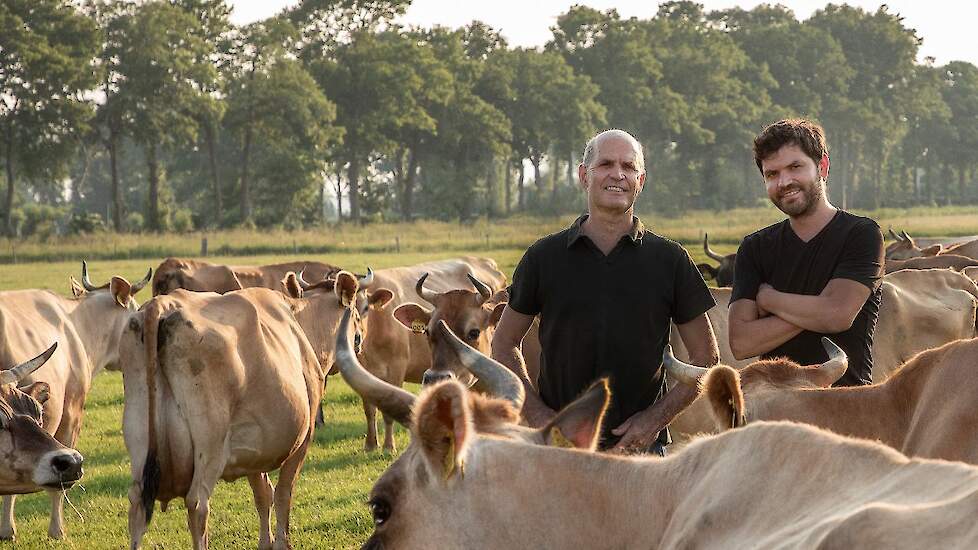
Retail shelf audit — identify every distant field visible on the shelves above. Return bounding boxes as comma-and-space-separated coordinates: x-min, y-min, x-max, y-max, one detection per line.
2, 206, 977, 548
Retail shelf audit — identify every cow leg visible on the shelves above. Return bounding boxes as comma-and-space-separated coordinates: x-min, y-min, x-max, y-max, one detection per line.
362, 400, 378, 452
185, 492, 212, 550
248, 473, 274, 550
0, 496, 15, 540
47, 490, 66, 539
271, 439, 310, 550
381, 411, 397, 453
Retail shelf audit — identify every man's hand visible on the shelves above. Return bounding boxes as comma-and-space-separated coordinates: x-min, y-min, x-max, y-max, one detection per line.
610, 407, 667, 453
756, 283, 774, 317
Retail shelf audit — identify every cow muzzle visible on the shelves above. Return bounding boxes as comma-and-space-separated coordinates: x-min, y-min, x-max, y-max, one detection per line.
34, 449, 84, 489
422, 369, 457, 386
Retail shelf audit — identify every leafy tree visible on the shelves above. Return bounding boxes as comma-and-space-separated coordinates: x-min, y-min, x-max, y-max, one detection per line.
0, 0, 99, 234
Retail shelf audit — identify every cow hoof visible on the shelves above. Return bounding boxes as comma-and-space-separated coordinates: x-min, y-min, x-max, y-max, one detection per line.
364, 441, 378, 452
0, 531, 14, 541
272, 540, 292, 550
383, 444, 397, 454
47, 527, 65, 540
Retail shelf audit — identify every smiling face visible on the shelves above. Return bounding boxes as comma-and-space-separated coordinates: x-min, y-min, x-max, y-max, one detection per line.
760, 144, 829, 218
579, 134, 646, 215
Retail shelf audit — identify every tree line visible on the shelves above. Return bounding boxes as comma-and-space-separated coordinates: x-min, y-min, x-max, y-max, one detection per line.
2, 0, 977, 236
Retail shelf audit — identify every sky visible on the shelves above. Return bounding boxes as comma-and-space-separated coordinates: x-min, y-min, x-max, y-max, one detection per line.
229, 0, 978, 66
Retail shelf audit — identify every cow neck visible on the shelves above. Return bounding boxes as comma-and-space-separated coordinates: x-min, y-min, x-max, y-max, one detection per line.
287, 296, 339, 368
468, 438, 676, 548
751, 383, 906, 450
63, 292, 129, 376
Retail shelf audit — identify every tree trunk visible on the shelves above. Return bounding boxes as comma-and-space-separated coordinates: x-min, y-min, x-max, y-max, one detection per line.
567, 149, 576, 188
532, 154, 543, 190
240, 123, 253, 223
108, 130, 123, 231
3, 134, 14, 237
504, 162, 512, 215
204, 121, 222, 228
348, 157, 361, 223
402, 149, 418, 221
551, 154, 560, 207
334, 167, 343, 221
145, 143, 161, 232
486, 157, 497, 218
517, 161, 526, 211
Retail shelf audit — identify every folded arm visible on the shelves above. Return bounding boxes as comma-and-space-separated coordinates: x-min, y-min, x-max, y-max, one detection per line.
757, 278, 871, 334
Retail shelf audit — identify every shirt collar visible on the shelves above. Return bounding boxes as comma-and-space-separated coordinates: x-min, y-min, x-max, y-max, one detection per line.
567, 214, 645, 248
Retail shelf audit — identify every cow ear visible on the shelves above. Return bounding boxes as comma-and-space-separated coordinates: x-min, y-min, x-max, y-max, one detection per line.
541, 379, 609, 451
334, 271, 359, 307
489, 302, 507, 327
217, 266, 244, 293
110, 276, 133, 307
413, 381, 473, 481
69, 276, 85, 298
22, 381, 50, 405
697, 263, 718, 280
368, 288, 394, 310
702, 366, 746, 431
282, 272, 302, 299
393, 303, 431, 334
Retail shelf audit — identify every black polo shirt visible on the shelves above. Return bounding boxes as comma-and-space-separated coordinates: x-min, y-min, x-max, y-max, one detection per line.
508, 214, 716, 448
730, 210, 884, 386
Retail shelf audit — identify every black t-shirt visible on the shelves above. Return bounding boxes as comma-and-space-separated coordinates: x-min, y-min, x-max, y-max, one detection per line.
508, 214, 716, 448
730, 210, 884, 386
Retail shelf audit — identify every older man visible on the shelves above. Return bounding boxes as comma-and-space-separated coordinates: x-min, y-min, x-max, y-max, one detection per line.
491, 129, 719, 454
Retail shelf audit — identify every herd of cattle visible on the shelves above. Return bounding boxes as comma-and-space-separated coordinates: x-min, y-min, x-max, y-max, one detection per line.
0, 229, 977, 548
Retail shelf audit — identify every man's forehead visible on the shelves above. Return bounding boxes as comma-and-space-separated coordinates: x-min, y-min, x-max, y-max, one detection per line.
761, 144, 813, 170
594, 135, 640, 160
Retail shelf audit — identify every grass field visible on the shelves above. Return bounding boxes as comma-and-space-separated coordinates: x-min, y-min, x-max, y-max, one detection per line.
2, 207, 977, 548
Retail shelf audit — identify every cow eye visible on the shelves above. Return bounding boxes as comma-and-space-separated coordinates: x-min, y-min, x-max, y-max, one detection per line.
467, 329, 480, 340
354, 332, 363, 348
369, 498, 391, 526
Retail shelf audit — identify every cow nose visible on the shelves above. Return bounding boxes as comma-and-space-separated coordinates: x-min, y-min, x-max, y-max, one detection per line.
51, 451, 84, 482
422, 370, 455, 386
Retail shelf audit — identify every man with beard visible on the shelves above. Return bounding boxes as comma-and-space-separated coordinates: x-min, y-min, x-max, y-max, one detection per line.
728, 119, 884, 386
492, 129, 719, 455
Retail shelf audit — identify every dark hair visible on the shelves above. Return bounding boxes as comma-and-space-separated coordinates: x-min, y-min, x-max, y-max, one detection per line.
752, 119, 828, 173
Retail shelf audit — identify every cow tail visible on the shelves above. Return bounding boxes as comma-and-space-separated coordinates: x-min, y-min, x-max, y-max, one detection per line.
141, 300, 163, 524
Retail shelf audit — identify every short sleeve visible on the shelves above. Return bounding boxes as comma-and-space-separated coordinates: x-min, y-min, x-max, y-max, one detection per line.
833, 221, 884, 290
729, 236, 763, 303
507, 245, 542, 315
672, 247, 717, 325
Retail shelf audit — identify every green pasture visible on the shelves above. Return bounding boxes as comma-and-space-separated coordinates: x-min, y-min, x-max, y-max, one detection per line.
2, 207, 977, 548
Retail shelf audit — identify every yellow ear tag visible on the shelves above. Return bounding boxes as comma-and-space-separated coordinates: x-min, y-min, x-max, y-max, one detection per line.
442, 433, 463, 479
550, 427, 576, 449
411, 320, 427, 334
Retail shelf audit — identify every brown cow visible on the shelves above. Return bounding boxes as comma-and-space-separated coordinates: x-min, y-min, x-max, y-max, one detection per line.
152, 258, 341, 296
886, 229, 978, 260
0, 262, 150, 540
0, 344, 84, 498
350, 344, 978, 548
884, 253, 978, 274
671, 337, 978, 464
122, 271, 377, 549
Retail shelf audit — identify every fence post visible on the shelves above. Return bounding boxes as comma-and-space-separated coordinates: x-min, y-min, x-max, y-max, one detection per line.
395, 236, 401, 253
485, 233, 490, 249
200, 236, 208, 257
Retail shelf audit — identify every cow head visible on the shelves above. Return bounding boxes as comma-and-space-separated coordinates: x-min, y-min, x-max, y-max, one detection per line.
696, 233, 737, 287
885, 228, 944, 260
0, 343, 84, 493
392, 273, 507, 386
335, 313, 612, 549
281, 269, 393, 367
663, 338, 848, 431
152, 258, 244, 296
69, 261, 152, 373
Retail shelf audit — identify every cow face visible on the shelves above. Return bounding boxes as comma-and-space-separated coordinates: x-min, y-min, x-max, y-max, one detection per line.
360, 379, 609, 550
153, 258, 244, 295
0, 345, 83, 493
885, 230, 944, 260
394, 275, 507, 386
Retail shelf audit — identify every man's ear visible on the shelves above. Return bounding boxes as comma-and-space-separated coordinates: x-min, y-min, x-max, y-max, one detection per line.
69, 276, 85, 298
541, 379, 610, 451
22, 381, 50, 405
281, 272, 303, 299
393, 303, 432, 334
413, 382, 473, 480
110, 276, 133, 307
368, 288, 394, 310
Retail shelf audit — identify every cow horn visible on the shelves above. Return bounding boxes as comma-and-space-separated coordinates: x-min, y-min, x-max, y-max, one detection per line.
335, 308, 414, 426
295, 269, 313, 290
703, 233, 725, 262
358, 267, 374, 288
467, 273, 493, 303
888, 227, 903, 242
435, 320, 525, 411
415, 273, 438, 304
81, 261, 99, 291
662, 344, 710, 385
0, 342, 58, 386
900, 230, 913, 243
817, 337, 848, 381
131, 268, 153, 294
